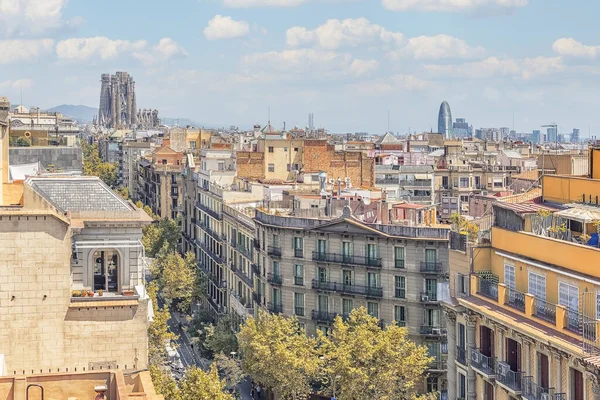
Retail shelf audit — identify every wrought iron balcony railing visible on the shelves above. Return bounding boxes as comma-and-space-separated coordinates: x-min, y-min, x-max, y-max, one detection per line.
312, 251, 382, 268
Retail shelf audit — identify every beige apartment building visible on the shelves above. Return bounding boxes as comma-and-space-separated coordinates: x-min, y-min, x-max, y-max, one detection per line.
253, 207, 450, 394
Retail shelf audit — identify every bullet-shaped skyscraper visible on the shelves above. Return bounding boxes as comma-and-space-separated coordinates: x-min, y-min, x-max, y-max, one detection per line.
438, 101, 452, 138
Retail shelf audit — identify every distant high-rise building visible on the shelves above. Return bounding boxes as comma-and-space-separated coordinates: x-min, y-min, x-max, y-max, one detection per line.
452, 118, 472, 137
499, 127, 510, 140
437, 101, 452, 138
308, 112, 314, 131
572, 128, 580, 143
547, 126, 558, 143
532, 130, 541, 144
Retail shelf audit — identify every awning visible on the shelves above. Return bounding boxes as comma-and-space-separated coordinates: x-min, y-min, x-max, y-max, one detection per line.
556, 207, 600, 224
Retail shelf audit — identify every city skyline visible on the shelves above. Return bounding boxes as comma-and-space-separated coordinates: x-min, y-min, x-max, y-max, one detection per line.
1, 0, 600, 134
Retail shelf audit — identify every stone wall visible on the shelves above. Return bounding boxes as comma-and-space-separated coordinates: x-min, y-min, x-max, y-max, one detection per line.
0, 213, 148, 375
236, 152, 265, 180
9, 146, 83, 172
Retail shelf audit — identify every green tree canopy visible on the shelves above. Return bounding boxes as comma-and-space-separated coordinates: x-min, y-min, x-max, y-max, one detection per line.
152, 250, 197, 312
238, 309, 322, 400
81, 141, 118, 187
204, 314, 239, 356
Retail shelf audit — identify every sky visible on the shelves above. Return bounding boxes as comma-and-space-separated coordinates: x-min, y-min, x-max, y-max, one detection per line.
1, 0, 600, 135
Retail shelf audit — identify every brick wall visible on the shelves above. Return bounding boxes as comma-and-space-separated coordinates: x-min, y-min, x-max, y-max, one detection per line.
236, 152, 265, 180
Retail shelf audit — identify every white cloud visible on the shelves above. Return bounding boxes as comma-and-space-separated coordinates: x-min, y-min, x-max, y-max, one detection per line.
388, 34, 485, 60
55, 37, 147, 62
424, 56, 563, 80
133, 38, 187, 65
381, 0, 527, 12
552, 38, 600, 59
0, 78, 34, 90
286, 18, 403, 50
0, 0, 79, 36
0, 39, 54, 63
345, 74, 431, 96
243, 48, 379, 80
222, 0, 305, 7
204, 15, 250, 40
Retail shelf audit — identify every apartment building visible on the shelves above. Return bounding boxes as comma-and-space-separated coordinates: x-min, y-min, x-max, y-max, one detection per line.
136, 145, 183, 219
442, 151, 600, 400
121, 140, 155, 196
375, 165, 434, 204
253, 206, 450, 394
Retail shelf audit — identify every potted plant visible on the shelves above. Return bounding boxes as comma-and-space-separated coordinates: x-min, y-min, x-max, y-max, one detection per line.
97, 290, 104, 297
87, 291, 94, 297
72, 290, 82, 298
81, 291, 88, 297
122, 289, 135, 296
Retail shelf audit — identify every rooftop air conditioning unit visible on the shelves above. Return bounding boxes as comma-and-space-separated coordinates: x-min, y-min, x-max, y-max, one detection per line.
432, 327, 441, 335
481, 191, 488, 196
421, 293, 429, 302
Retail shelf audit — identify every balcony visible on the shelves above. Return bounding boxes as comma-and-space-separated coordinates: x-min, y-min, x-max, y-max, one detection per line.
312, 251, 382, 268
312, 279, 383, 298
294, 248, 304, 258
428, 358, 447, 372
532, 298, 556, 325
268, 302, 283, 314
236, 243, 253, 260
521, 376, 565, 400
267, 273, 283, 286
196, 201, 222, 220
420, 262, 444, 274
476, 276, 498, 301
496, 362, 523, 394
419, 326, 446, 337
268, 246, 281, 258
420, 291, 438, 303
399, 180, 432, 187
197, 240, 224, 264
251, 263, 261, 275
456, 346, 467, 365
505, 287, 526, 313
230, 291, 254, 318
470, 348, 496, 379
376, 177, 399, 184
311, 310, 338, 323
232, 265, 253, 288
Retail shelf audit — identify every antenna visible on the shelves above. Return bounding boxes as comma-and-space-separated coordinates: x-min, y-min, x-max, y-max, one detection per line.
20, 82, 23, 107
268, 105, 271, 125
387, 109, 390, 133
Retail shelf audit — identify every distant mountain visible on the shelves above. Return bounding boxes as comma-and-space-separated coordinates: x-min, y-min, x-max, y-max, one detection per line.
47, 105, 215, 128
47, 105, 98, 123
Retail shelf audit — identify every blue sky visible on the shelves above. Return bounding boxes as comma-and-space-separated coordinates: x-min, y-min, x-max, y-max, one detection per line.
1, 0, 600, 135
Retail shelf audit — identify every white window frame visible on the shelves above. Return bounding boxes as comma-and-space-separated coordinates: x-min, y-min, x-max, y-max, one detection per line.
559, 281, 579, 312
528, 272, 546, 301
504, 263, 516, 290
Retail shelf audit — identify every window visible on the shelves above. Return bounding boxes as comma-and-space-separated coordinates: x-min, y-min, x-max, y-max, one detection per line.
272, 260, 280, 275
293, 237, 303, 257
504, 264, 516, 290
294, 293, 304, 316
367, 272, 380, 288
293, 264, 304, 286
425, 278, 438, 300
342, 270, 352, 286
425, 249, 437, 266
458, 373, 467, 399
426, 377, 438, 393
218, 161, 224, 171
268, 146, 274, 153
366, 243, 378, 260
284, 147, 288, 152
294, 147, 299, 152
272, 234, 279, 248
528, 272, 546, 300
318, 267, 328, 282
317, 326, 330, 336
343, 299, 353, 316
268, 163, 275, 172
367, 302, 379, 318
318, 295, 328, 312
287, 164, 291, 171
424, 309, 440, 327
272, 287, 281, 306
394, 247, 405, 268
394, 305, 406, 326
395, 276, 406, 298
559, 282, 579, 312
317, 239, 327, 254
342, 242, 352, 258
459, 177, 469, 188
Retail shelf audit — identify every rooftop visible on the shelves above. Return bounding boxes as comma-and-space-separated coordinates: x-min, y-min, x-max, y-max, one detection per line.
26, 177, 133, 213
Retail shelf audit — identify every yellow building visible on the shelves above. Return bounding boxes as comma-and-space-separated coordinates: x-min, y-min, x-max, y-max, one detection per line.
443, 147, 600, 400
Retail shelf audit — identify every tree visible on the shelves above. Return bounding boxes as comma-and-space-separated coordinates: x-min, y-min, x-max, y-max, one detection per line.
81, 141, 118, 187
150, 365, 181, 400
147, 281, 177, 366
179, 365, 234, 400
10, 136, 32, 147
204, 314, 239, 355
238, 309, 322, 400
154, 250, 197, 312
214, 352, 247, 390
144, 217, 181, 257
116, 186, 129, 200
318, 307, 434, 400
